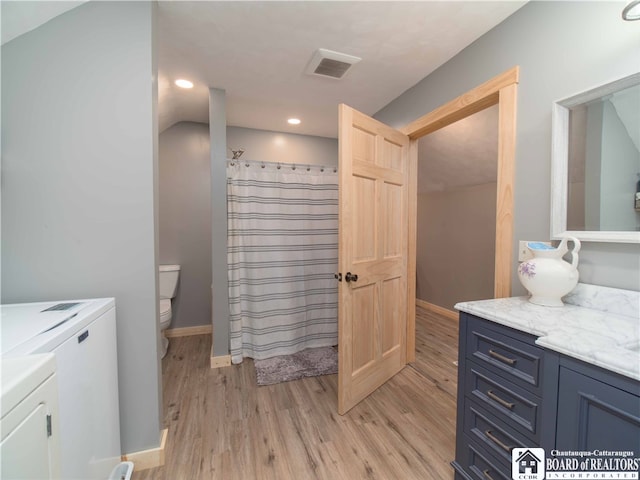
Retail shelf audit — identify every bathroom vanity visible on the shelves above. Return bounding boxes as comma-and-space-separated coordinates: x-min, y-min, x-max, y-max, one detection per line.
452, 284, 640, 480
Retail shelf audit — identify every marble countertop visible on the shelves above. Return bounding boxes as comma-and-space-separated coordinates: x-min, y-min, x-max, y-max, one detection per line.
455, 286, 640, 381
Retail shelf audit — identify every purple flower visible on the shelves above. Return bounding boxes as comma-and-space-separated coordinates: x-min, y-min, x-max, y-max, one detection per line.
518, 262, 536, 279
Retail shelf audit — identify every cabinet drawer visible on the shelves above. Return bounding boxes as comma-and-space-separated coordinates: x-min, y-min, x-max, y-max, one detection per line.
463, 399, 531, 465
466, 316, 543, 394
466, 361, 541, 441
454, 434, 511, 480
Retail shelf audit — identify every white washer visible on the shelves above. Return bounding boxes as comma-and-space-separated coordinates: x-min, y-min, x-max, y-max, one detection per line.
1, 298, 121, 480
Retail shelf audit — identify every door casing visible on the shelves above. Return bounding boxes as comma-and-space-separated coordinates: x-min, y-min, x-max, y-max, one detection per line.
400, 66, 519, 362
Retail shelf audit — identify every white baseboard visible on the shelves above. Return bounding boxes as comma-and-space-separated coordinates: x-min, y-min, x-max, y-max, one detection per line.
210, 354, 231, 369
416, 299, 458, 321
121, 428, 167, 471
165, 325, 212, 338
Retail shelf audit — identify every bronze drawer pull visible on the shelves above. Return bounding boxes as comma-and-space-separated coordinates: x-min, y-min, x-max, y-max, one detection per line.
488, 349, 517, 366
485, 429, 513, 452
483, 469, 495, 480
487, 390, 515, 410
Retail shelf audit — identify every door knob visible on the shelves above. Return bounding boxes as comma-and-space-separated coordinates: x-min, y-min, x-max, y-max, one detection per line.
345, 272, 358, 283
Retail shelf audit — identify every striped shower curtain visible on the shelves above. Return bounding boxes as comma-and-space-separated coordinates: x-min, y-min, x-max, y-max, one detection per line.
227, 160, 338, 364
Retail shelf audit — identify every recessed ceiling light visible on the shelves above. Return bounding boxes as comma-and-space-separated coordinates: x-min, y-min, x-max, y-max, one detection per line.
288, 118, 301, 125
175, 79, 194, 89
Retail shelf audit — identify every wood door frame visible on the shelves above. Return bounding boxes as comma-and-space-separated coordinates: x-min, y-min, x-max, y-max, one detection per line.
399, 66, 519, 362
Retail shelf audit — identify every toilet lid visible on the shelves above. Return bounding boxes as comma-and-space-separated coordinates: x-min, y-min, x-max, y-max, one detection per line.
159, 299, 171, 316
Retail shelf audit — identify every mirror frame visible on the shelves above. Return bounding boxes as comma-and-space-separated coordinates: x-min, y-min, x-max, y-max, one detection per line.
551, 72, 640, 244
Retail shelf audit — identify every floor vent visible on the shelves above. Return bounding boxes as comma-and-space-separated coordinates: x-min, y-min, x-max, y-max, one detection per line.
305, 48, 361, 79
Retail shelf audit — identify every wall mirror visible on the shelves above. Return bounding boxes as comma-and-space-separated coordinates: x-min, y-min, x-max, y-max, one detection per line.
551, 72, 640, 243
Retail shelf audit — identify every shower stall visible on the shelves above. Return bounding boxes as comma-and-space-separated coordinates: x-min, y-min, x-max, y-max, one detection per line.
227, 159, 339, 364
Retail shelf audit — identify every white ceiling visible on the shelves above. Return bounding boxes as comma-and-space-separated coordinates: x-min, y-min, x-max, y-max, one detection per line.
156, 1, 525, 138
0, 0, 87, 45
2, 1, 524, 188
2, 1, 525, 138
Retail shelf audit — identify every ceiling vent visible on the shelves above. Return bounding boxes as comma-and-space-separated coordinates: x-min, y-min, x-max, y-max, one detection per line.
305, 48, 361, 79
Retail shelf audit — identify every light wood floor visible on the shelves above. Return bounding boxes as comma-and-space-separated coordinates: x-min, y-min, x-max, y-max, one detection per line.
133, 306, 459, 480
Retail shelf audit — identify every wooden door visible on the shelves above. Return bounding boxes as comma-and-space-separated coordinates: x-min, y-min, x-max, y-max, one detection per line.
338, 104, 412, 414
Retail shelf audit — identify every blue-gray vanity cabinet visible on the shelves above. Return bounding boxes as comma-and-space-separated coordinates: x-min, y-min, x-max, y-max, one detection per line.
453, 311, 640, 480
555, 356, 640, 453
453, 313, 552, 480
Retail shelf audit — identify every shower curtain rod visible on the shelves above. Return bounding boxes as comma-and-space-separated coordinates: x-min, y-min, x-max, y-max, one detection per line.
227, 158, 337, 173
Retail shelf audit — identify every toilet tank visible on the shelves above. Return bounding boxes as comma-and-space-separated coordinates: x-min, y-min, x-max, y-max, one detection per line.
159, 265, 180, 300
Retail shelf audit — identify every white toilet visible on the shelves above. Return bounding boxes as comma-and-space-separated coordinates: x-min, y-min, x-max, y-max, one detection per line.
159, 264, 180, 358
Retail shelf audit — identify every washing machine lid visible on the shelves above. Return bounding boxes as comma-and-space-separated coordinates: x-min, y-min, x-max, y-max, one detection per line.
160, 299, 171, 316
1, 302, 90, 355
0, 298, 114, 356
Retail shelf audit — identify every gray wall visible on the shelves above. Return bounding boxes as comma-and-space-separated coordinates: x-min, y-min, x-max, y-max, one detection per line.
417, 184, 497, 310
1, 1, 162, 453
210, 124, 339, 355
159, 122, 212, 328
227, 127, 338, 166
585, 103, 604, 230
375, 1, 640, 293
415, 105, 498, 309
158, 122, 338, 339
599, 101, 640, 231
209, 89, 230, 357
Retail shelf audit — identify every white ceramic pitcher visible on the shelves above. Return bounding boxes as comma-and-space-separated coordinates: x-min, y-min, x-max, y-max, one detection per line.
517, 237, 581, 306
